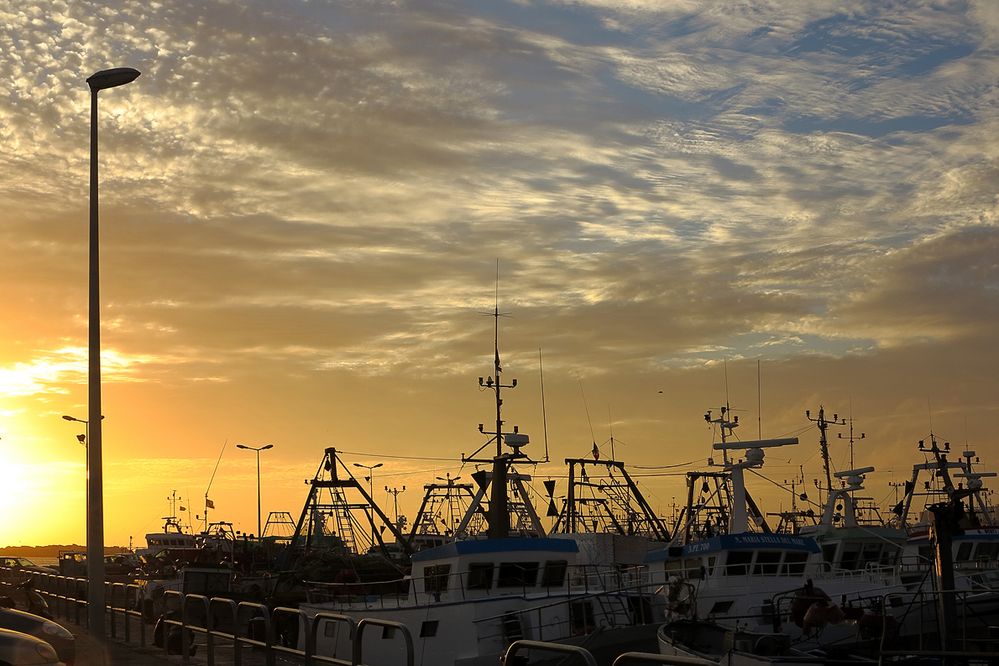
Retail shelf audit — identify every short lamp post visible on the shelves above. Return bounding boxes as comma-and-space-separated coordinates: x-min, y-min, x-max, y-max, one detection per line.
236, 444, 273, 539
85, 66, 140, 641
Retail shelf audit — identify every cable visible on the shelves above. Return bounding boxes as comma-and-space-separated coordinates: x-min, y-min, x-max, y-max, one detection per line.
332, 449, 458, 462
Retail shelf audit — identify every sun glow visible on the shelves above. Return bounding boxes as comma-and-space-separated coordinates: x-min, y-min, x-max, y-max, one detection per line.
0, 412, 86, 545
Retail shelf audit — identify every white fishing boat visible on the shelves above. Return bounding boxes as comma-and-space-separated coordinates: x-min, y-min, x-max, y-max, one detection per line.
136, 492, 199, 559
645, 405, 903, 649
298, 297, 658, 664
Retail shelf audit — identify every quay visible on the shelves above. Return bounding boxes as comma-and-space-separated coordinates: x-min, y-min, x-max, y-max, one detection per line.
63, 623, 175, 666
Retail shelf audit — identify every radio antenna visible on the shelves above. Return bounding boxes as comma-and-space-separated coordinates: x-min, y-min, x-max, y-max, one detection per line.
539, 347, 550, 463
203, 439, 227, 532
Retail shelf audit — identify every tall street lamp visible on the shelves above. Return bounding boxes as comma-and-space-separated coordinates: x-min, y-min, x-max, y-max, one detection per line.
61, 414, 102, 549
85, 65, 139, 641
353, 462, 383, 498
236, 444, 273, 539
62, 413, 104, 446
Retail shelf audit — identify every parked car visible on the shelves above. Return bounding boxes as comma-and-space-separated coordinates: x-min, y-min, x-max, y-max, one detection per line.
0, 609, 73, 664
0, 558, 57, 576
0, 627, 61, 665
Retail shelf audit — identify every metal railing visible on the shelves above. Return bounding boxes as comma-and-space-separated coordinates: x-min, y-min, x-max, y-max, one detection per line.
4, 566, 692, 666
304, 562, 651, 608
501, 640, 714, 666
1, 565, 413, 666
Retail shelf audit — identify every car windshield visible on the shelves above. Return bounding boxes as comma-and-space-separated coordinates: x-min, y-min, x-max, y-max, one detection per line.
17, 558, 36, 566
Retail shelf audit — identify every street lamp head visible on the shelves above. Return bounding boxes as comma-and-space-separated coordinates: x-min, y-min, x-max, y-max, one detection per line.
261, 444, 274, 451
373, 463, 384, 469
87, 67, 141, 91
353, 463, 364, 469
236, 444, 249, 450
62, 415, 75, 421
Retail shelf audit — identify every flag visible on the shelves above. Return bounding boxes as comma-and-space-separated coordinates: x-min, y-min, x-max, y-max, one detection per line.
495, 349, 502, 372
206, 498, 215, 509
591, 442, 600, 461
179, 506, 187, 512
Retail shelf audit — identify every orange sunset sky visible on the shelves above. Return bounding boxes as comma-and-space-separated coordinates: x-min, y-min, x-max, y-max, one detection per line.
1, 1, 998, 547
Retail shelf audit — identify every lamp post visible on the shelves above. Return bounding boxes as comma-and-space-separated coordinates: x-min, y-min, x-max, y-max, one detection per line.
61, 415, 101, 553
236, 444, 273, 539
85, 65, 139, 641
353, 462, 383, 498
62, 414, 104, 446
385, 485, 406, 527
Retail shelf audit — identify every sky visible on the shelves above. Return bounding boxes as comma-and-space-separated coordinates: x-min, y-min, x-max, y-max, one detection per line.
0, 0, 997, 547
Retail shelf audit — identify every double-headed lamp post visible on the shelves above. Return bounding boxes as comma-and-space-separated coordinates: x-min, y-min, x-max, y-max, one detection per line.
86, 66, 140, 641
236, 444, 273, 539
353, 462, 383, 498
62, 413, 104, 445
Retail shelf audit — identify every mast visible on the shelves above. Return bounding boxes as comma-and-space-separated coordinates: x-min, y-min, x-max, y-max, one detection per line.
806, 406, 845, 505
462, 269, 535, 539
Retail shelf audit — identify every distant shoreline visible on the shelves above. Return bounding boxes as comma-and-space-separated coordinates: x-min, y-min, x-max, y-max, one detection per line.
0, 545, 130, 558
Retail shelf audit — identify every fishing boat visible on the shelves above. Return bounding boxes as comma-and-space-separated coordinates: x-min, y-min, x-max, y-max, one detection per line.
298, 300, 658, 665
135, 492, 199, 560
645, 405, 903, 651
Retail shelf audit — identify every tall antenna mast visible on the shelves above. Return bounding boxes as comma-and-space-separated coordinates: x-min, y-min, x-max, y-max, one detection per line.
539, 348, 550, 463
607, 405, 616, 462
807, 405, 846, 505
838, 415, 865, 471
757, 359, 762, 439
203, 440, 227, 532
463, 261, 532, 539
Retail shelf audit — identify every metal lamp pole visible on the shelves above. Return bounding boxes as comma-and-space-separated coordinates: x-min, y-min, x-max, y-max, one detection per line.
85, 66, 140, 640
353, 462, 383, 498
62, 414, 102, 554
236, 444, 273, 538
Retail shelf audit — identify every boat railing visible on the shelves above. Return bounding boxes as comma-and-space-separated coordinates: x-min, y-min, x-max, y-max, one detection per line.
877, 588, 999, 659
768, 581, 909, 635
503, 639, 714, 665
303, 562, 652, 609
471, 580, 658, 644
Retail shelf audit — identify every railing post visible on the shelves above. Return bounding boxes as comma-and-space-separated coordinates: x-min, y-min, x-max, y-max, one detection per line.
236, 601, 274, 666
354, 618, 413, 666
308, 611, 356, 666
503, 639, 598, 666
210, 597, 239, 666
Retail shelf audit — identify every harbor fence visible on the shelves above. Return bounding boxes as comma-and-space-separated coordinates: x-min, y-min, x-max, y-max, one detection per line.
0, 565, 414, 665
501, 640, 713, 665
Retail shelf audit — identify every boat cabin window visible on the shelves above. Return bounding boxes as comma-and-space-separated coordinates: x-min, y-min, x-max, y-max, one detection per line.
497, 562, 539, 588
541, 560, 568, 588
821, 544, 837, 564
422, 564, 451, 594
706, 556, 716, 575
860, 543, 882, 567
840, 545, 861, 571
664, 557, 703, 578
956, 542, 973, 562
753, 551, 782, 576
879, 547, 898, 566
917, 545, 933, 564
724, 551, 753, 576
974, 543, 999, 562
782, 552, 809, 576
709, 600, 734, 615
467, 563, 494, 590
569, 600, 594, 635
